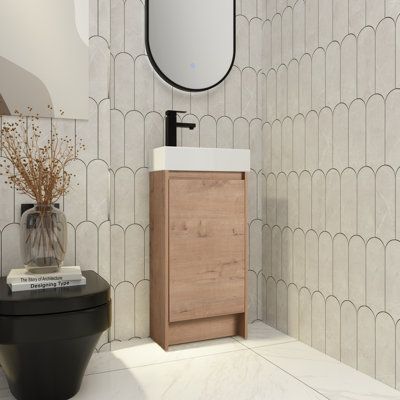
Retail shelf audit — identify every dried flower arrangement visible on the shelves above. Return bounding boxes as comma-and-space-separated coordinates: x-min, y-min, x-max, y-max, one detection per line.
0, 107, 85, 205
0, 107, 86, 271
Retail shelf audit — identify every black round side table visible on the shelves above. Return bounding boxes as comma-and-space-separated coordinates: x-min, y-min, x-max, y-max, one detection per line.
0, 270, 111, 400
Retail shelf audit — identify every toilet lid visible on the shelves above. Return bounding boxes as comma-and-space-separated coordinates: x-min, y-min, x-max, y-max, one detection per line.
0, 270, 111, 316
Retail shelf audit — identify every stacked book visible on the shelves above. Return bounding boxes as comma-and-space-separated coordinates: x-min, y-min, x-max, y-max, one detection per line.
7, 266, 86, 292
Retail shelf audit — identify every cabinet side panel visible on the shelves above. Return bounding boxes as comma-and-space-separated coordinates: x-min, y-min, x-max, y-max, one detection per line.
238, 172, 248, 338
150, 171, 169, 349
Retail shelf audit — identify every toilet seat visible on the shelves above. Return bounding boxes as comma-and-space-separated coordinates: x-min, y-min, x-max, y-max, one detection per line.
0, 270, 110, 316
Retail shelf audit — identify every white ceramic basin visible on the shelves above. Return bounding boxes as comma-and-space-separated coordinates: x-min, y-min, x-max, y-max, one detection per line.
151, 146, 250, 172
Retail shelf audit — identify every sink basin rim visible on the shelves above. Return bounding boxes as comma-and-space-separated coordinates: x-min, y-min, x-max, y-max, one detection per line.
151, 146, 251, 172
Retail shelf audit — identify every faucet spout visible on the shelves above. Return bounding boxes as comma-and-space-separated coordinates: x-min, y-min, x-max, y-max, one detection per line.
176, 122, 196, 130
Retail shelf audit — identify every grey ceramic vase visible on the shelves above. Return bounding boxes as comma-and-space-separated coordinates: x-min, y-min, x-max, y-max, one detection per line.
20, 204, 67, 273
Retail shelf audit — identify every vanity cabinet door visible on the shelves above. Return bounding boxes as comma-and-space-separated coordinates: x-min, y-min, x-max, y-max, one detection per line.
168, 177, 246, 322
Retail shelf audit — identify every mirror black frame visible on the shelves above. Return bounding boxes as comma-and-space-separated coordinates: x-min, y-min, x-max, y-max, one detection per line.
145, 0, 236, 92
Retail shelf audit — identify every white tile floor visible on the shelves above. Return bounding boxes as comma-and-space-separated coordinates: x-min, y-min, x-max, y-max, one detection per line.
1, 322, 400, 399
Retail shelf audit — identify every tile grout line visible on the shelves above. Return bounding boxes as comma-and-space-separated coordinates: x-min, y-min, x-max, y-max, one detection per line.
231, 336, 332, 400
84, 347, 249, 377
85, 336, 299, 378
234, 338, 297, 349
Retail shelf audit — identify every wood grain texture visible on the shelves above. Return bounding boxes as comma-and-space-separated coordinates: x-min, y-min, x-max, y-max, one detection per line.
150, 171, 248, 349
149, 171, 169, 350
169, 314, 244, 345
169, 178, 246, 322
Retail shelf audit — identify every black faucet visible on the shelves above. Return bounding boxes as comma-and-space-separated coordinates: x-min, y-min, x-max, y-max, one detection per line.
165, 110, 196, 146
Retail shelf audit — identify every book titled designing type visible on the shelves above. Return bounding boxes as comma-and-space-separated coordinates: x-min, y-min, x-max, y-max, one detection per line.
7, 266, 85, 292
9, 276, 87, 292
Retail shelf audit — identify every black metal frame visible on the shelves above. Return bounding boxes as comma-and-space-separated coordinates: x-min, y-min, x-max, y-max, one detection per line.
145, 0, 236, 92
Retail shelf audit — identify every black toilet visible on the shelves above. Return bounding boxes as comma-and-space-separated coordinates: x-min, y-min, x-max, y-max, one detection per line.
0, 270, 111, 400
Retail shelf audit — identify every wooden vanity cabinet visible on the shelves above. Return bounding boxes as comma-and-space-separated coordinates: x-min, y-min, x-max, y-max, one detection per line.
150, 171, 248, 350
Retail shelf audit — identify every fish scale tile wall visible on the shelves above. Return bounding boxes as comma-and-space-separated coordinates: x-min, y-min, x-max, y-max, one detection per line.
2, 0, 400, 390
0, 0, 264, 349
261, 0, 400, 389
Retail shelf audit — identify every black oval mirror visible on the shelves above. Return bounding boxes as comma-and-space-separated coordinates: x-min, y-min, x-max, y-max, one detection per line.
146, 0, 235, 92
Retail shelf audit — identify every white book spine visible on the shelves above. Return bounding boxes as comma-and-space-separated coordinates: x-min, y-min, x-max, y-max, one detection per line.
7, 266, 82, 285
7, 273, 83, 285
10, 277, 86, 292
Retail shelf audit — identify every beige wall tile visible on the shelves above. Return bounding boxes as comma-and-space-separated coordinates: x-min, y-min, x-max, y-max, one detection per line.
281, 227, 293, 282
319, 0, 333, 48
386, 90, 400, 169
376, 313, 396, 387
386, 241, 400, 321
311, 49, 326, 111
272, 121, 282, 173
325, 169, 340, 234
267, 277, 278, 327
277, 66, 288, 121
115, 281, 135, 340
340, 35, 357, 105
277, 173, 288, 227
134, 280, 150, 338
357, 27, 376, 100
293, 115, 305, 172
340, 301, 357, 368
282, 8, 293, 65
349, 0, 365, 35
318, 108, 333, 172
305, 111, 318, 171
236, 15, 250, 69
299, 171, 312, 231
348, 235, 366, 308
281, 118, 293, 173
376, 166, 396, 243
333, 233, 349, 301
305, 0, 319, 54
311, 291, 326, 353
325, 296, 340, 360
311, 170, 326, 233
305, 230, 319, 293
299, 288, 312, 345
288, 283, 299, 338
332, 103, 349, 171
272, 225, 282, 280
341, 169, 357, 237
332, 0, 348, 41
311, 292, 326, 353
366, 0, 385, 27
271, 15, 282, 69
357, 167, 375, 239
348, 99, 366, 170
125, 224, 145, 285
288, 60, 299, 117
293, 229, 306, 287
326, 43, 341, 108
376, 19, 396, 97
366, 238, 385, 313
319, 232, 333, 296
366, 95, 385, 170
276, 281, 288, 334
250, 19, 263, 71
293, 0, 305, 60
299, 55, 312, 115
